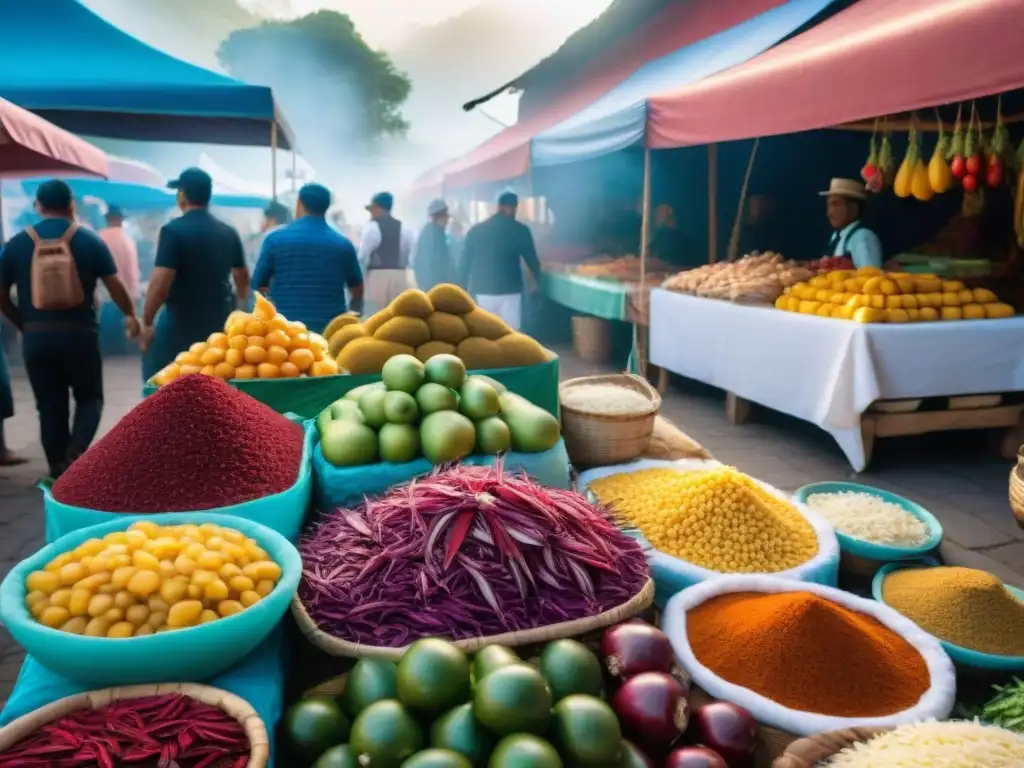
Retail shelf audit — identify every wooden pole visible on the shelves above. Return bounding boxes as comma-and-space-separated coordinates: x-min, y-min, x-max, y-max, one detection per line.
707, 144, 718, 263
270, 122, 278, 201
727, 137, 760, 262
637, 148, 652, 379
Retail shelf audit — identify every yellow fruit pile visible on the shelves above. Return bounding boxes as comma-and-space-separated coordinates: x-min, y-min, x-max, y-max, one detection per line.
774, 266, 1015, 323
327, 284, 550, 374
589, 466, 819, 573
24, 521, 282, 638
152, 294, 338, 385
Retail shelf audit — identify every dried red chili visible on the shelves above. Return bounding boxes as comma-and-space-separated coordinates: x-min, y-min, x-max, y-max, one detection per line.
52, 374, 304, 512
0, 693, 251, 767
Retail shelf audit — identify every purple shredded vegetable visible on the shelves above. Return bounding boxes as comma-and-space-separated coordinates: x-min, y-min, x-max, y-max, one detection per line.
298, 462, 650, 647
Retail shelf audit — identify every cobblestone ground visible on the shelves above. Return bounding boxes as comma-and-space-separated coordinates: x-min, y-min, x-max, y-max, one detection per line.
1, 353, 1022, 706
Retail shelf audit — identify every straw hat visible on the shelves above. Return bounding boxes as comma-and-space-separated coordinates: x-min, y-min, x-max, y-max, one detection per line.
818, 178, 868, 200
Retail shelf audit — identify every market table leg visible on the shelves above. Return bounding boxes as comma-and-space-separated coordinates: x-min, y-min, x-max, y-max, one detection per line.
725, 392, 751, 425
657, 366, 669, 395
860, 415, 877, 469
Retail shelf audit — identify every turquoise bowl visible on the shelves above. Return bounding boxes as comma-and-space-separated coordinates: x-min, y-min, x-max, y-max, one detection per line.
794, 482, 943, 561
873, 560, 1024, 671
0, 513, 301, 686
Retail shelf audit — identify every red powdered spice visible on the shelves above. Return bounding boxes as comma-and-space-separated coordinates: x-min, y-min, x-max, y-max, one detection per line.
0, 693, 251, 767
52, 374, 304, 512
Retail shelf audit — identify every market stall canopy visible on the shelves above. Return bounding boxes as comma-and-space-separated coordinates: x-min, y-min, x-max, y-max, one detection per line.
0, 0, 294, 150
197, 152, 312, 199
646, 0, 1024, 148
441, 0, 839, 189
19, 177, 270, 211
0, 96, 108, 177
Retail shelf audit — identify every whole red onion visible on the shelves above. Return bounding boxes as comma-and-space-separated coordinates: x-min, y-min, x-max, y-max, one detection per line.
610, 671, 688, 746
665, 746, 728, 768
601, 622, 674, 681
690, 703, 756, 767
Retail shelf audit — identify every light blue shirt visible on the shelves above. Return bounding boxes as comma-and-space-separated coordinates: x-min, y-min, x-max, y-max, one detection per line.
830, 221, 883, 269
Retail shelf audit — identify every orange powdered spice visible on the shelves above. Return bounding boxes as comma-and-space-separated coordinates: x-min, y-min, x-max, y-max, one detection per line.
687, 591, 930, 717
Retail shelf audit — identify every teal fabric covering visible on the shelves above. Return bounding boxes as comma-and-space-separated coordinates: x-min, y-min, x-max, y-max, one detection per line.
143, 357, 561, 421
314, 438, 573, 509
541, 272, 627, 321
0, 627, 286, 767
21, 178, 270, 211
0, 0, 291, 147
42, 420, 314, 543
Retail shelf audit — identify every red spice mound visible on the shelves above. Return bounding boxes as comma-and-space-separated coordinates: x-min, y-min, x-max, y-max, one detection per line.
0, 693, 250, 767
52, 374, 304, 512
686, 591, 930, 718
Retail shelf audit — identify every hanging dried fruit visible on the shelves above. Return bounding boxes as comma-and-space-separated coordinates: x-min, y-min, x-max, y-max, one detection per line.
962, 106, 980, 193
894, 125, 917, 198
927, 112, 954, 194
949, 105, 966, 179
878, 119, 895, 188
861, 119, 882, 192
987, 97, 1008, 188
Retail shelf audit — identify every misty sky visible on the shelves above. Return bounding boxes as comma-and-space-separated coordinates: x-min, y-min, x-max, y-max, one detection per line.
242, 0, 612, 49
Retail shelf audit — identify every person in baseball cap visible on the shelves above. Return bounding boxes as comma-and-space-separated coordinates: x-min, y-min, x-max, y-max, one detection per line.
358, 191, 415, 311
414, 198, 454, 291
167, 167, 213, 209
819, 177, 882, 269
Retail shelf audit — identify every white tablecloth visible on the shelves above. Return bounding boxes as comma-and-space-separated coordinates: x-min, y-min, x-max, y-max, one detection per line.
649, 289, 1024, 470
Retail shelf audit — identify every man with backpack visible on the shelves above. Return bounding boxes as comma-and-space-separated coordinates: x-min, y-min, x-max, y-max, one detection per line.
0, 180, 140, 479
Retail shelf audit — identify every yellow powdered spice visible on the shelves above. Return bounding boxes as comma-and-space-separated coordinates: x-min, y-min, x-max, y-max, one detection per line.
882, 566, 1024, 656
589, 466, 818, 573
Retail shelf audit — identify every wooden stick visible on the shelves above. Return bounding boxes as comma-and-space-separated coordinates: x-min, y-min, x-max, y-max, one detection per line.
727, 137, 760, 262
638, 148, 652, 378
708, 144, 718, 263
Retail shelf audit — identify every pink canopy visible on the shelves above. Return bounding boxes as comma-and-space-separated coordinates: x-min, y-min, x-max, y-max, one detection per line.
0, 97, 108, 178
647, 0, 1024, 148
443, 0, 787, 189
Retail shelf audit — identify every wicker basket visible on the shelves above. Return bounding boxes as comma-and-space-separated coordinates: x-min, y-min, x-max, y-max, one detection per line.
772, 726, 892, 768
1009, 461, 1024, 531
560, 374, 661, 466
0, 683, 270, 766
292, 578, 654, 661
571, 315, 612, 364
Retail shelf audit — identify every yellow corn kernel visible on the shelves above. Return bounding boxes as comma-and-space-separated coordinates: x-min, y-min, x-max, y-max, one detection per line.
239, 590, 261, 608
147, 611, 168, 630
125, 604, 150, 627
199, 609, 220, 624
229, 576, 255, 594
196, 551, 224, 572
167, 600, 203, 628
113, 590, 137, 609
87, 594, 114, 617
160, 580, 190, 605
49, 589, 73, 608
58, 563, 88, 586
111, 566, 137, 589
74, 572, 111, 591
102, 607, 125, 623
132, 550, 161, 571
254, 580, 275, 598
61, 616, 89, 635
40, 606, 71, 628
134, 624, 155, 637
107, 621, 135, 638
68, 588, 93, 617
127, 570, 161, 597
26, 570, 61, 595
24, 590, 47, 609
218, 600, 244, 618
204, 579, 230, 602
84, 618, 112, 637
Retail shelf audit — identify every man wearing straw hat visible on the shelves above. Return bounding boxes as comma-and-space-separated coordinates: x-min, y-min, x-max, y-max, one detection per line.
819, 178, 883, 269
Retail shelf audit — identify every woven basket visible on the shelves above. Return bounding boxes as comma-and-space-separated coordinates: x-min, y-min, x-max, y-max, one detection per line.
560, 374, 661, 466
292, 577, 654, 661
571, 315, 612, 364
1009, 462, 1024, 531
688, 686, 798, 768
0, 683, 270, 766
644, 415, 713, 461
772, 726, 892, 768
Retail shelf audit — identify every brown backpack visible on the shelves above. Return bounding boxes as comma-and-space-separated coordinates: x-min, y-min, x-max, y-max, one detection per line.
27, 223, 85, 310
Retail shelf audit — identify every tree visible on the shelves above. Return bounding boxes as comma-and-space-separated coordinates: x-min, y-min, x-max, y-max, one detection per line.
218, 11, 411, 164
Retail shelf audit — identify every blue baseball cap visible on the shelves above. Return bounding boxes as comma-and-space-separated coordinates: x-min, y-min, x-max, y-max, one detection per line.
497, 190, 519, 208
105, 205, 126, 220
366, 191, 393, 211
167, 167, 213, 206
298, 183, 332, 217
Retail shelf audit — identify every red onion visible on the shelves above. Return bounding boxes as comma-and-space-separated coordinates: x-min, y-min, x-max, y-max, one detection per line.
690, 703, 756, 767
601, 622, 674, 681
610, 672, 688, 747
665, 746, 728, 768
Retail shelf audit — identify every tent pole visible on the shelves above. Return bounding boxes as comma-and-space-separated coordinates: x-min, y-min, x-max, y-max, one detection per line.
270, 122, 278, 201
727, 137, 760, 262
708, 144, 718, 264
636, 147, 652, 379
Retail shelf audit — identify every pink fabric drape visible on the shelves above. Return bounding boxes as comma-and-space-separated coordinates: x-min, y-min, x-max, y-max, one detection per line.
0, 97, 108, 177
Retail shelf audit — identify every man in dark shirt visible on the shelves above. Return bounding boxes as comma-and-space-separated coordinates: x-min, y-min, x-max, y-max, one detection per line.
140, 168, 250, 380
460, 191, 542, 330
253, 183, 364, 334
0, 180, 139, 478
414, 198, 455, 292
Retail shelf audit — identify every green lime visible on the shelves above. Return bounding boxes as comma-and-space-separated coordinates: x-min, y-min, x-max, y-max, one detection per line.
431, 703, 496, 766
539, 640, 602, 701
343, 658, 399, 717
400, 748, 473, 768
283, 697, 351, 762
487, 734, 563, 768
473, 664, 552, 736
350, 700, 424, 768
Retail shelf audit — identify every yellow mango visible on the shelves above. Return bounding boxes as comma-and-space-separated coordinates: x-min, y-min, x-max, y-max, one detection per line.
894, 155, 913, 198
886, 308, 910, 323
878, 278, 898, 295
962, 303, 985, 320
972, 288, 998, 304
816, 303, 835, 318
928, 148, 954, 193
942, 280, 965, 292
985, 303, 1015, 319
941, 292, 961, 307
885, 295, 903, 310
862, 276, 883, 295
916, 277, 943, 293
941, 306, 963, 320
870, 295, 886, 309
919, 307, 939, 322
785, 297, 800, 312
911, 159, 934, 201
798, 300, 821, 315
857, 266, 883, 278
906, 309, 920, 321
853, 307, 886, 323
774, 296, 788, 310
900, 294, 918, 310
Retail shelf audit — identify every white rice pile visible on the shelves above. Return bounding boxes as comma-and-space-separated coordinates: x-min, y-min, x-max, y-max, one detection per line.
805, 490, 930, 547
561, 384, 651, 414
823, 720, 1024, 767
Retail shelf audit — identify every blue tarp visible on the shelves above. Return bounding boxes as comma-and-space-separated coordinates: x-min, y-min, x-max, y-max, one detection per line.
531, 0, 841, 167
0, 0, 293, 148
19, 178, 270, 211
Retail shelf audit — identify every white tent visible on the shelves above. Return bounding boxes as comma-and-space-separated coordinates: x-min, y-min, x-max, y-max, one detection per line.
197, 151, 315, 199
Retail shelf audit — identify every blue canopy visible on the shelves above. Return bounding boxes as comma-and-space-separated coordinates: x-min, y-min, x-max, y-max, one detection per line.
0, 0, 294, 149
19, 178, 270, 211
531, 0, 840, 167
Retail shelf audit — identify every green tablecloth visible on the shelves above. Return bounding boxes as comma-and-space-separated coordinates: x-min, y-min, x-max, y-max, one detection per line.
541, 272, 628, 321
143, 356, 560, 419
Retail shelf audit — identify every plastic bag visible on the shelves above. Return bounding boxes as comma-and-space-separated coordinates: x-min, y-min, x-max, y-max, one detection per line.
661, 575, 956, 736
43, 418, 314, 544
578, 458, 841, 606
